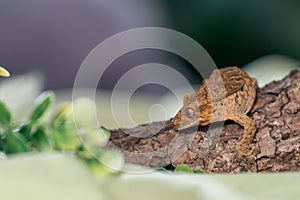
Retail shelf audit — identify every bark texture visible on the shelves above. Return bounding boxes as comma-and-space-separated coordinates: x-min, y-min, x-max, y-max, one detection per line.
106, 70, 300, 173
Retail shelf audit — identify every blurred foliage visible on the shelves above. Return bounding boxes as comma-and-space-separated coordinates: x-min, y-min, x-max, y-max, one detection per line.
162, 0, 300, 67
0, 89, 199, 176
0, 90, 123, 177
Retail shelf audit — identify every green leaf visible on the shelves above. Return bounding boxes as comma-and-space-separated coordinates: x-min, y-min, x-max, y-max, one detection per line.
85, 158, 111, 177
0, 100, 12, 127
31, 126, 52, 151
83, 128, 110, 152
174, 164, 194, 174
53, 129, 80, 151
18, 122, 32, 140
77, 145, 94, 160
155, 167, 172, 173
5, 132, 29, 154
30, 91, 54, 123
100, 126, 111, 139
51, 102, 72, 128
193, 169, 205, 174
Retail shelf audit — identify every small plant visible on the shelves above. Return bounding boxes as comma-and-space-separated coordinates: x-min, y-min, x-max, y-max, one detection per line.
174, 164, 204, 174
0, 88, 123, 177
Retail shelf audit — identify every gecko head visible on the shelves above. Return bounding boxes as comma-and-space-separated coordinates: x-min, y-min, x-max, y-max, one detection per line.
172, 93, 202, 130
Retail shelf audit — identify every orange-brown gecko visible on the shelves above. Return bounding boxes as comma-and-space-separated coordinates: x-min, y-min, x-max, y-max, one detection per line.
172, 66, 257, 157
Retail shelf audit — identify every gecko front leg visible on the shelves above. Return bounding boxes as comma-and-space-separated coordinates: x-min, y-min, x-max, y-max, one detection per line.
227, 114, 256, 157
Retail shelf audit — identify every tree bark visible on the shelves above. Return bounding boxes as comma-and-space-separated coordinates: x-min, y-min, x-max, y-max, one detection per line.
106, 70, 300, 173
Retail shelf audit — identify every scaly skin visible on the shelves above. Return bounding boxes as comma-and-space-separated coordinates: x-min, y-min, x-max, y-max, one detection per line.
172, 66, 257, 157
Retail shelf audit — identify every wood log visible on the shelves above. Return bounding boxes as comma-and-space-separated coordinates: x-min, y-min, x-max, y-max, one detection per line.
106, 70, 300, 173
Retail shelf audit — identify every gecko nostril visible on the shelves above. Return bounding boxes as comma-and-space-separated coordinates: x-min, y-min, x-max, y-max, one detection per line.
185, 108, 194, 118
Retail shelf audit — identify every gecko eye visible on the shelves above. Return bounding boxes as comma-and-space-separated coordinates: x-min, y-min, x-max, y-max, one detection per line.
185, 108, 194, 118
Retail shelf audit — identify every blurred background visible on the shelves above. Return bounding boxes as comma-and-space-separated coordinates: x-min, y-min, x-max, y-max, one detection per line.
1, 0, 300, 90
1, 0, 300, 128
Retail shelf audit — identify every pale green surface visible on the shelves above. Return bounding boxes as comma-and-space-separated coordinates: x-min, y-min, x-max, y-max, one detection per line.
0, 153, 107, 200
217, 173, 300, 200
0, 153, 299, 200
112, 173, 300, 200
104, 174, 200, 200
